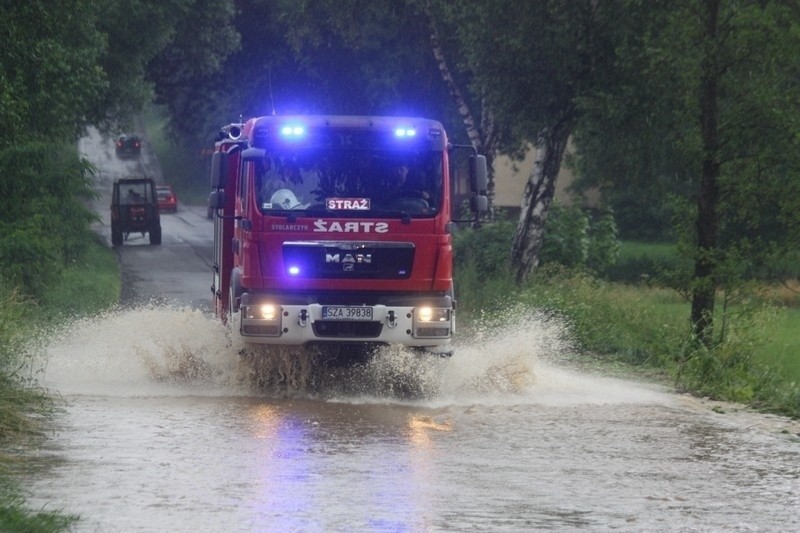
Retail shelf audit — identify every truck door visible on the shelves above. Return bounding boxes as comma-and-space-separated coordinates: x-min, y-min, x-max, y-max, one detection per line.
210, 144, 240, 318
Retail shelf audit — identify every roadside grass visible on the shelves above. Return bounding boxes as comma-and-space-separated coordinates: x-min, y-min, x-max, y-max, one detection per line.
0, 237, 118, 530
755, 306, 800, 380
39, 235, 120, 317
455, 236, 800, 419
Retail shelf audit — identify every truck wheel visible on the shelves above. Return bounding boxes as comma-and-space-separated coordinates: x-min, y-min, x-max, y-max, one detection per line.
111, 224, 123, 246
229, 270, 243, 313
149, 225, 162, 245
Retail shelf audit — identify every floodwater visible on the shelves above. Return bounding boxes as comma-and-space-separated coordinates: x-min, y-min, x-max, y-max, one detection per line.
19, 130, 800, 531
24, 309, 800, 531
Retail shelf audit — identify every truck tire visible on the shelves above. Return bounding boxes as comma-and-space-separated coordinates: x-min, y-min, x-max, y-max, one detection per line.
111, 223, 123, 246
149, 225, 162, 245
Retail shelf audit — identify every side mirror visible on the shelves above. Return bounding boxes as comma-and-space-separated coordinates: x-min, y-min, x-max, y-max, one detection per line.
210, 152, 227, 189
209, 190, 225, 210
470, 194, 488, 215
242, 147, 266, 162
469, 155, 488, 194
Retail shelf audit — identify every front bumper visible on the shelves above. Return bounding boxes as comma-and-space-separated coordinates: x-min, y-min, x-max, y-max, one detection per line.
237, 293, 454, 347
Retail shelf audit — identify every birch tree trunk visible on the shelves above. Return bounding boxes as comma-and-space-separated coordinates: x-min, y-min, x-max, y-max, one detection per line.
427, 16, 496, 207
510, 121, 572, 284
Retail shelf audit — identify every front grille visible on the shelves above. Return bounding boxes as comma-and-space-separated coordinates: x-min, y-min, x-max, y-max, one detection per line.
313, 320, 383, 338
242, 324, 281, 336
415, 326, 451, 338
282, 241, 414, 279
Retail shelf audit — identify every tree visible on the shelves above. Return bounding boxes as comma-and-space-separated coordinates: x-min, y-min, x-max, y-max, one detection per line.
0, 0, 107, 145
447, 0, 621, 283
0, 0, 240, 297
146, 0, 240, 141
575, 0, 800, 345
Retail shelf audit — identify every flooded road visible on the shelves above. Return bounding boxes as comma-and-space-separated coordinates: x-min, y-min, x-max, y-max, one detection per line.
23, 130, 800, 531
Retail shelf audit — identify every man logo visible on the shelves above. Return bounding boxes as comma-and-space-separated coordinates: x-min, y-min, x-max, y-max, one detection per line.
325, 253, 372, 264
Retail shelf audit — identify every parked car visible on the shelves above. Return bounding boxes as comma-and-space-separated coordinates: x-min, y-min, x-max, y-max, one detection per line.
156, 185, 178, 213
115, 134, 141, 157
111, 178, 161, 245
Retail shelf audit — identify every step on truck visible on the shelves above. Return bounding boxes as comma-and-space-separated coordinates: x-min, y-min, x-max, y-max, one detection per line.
209, 115, 486, 356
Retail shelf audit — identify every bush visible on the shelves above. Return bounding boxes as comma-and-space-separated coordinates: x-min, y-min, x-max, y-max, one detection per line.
453, 218, 515, 278
0, 143, 97, 299
539, 203, 620, 273
452, 218, 517, 319
602, 241, 691, 284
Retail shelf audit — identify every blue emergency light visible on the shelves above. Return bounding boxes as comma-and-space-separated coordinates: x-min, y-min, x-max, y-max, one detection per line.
394, 127, 417, 138
280, 125, 305, 137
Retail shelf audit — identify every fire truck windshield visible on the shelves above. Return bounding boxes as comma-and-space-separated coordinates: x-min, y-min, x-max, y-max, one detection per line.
255, 148, 443, 217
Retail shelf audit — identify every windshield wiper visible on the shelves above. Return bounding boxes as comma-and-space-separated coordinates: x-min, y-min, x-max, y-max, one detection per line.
280, 208, 412, 224
376, 210, 412, 224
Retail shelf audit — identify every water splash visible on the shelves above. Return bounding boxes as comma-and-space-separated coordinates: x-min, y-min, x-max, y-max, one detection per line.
31, 301, 669, 406
33, 303, 241, 397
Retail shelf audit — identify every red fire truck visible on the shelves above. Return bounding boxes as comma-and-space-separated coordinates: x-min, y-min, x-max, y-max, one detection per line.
209, 115, 486, 355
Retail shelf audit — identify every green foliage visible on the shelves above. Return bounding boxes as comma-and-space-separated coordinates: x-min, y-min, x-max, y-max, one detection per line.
146, 0, 240, 142
603, 241, 692, 284
445, 0, 621, 153
674, 301, 778, 403
453, 219, 515, 278
575, 0, 800, 343
539, 204, 589, 269
522, 266, 688, 367
452, 219, 517, 320
0, 0, 107, 146
141, 106, 209, 203
259, 1, 453, 118
539, 204, 620, 273
508, 264, 799, 417
39, 236, 120, 318
0, 144, 97, 299
0, 283, 54, 451
0, 286, 33, 376
0, 491, 78, 533
593, 182, 677, 242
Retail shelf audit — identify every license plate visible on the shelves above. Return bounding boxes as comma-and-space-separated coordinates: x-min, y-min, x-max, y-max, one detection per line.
322, 306, 373, 320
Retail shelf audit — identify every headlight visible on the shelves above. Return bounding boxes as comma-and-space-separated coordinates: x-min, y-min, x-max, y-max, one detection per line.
416, 306, 450, 322
260, 304, 278, 321
413, 306, 452, 338
243, 304, 279, 321
240, 303, 282, 337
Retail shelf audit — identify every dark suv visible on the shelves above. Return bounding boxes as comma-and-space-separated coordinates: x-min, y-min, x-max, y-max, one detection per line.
111, 178, 162, 246
115, 134, 141, 157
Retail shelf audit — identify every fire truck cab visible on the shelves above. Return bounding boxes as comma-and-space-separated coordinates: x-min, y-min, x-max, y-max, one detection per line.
209, 115, 486, 352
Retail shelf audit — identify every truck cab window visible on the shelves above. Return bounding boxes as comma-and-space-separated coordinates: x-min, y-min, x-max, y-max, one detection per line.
254, 149, 442, 217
